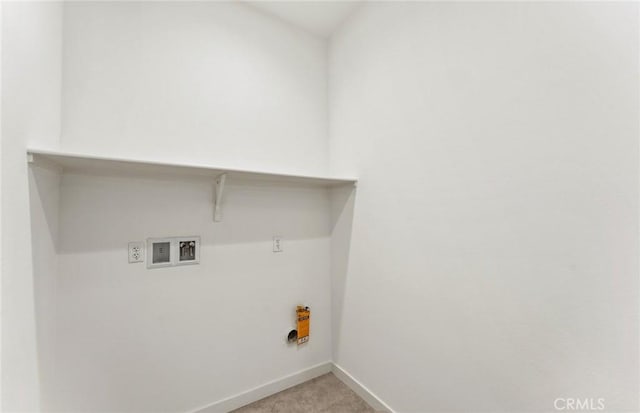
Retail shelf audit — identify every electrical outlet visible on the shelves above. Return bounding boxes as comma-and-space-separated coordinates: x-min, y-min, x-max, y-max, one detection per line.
273, 236, 283, 253
128, 241, 144, 263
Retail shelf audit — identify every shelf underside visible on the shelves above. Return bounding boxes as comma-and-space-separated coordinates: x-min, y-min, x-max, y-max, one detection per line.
27, 149, 357, 187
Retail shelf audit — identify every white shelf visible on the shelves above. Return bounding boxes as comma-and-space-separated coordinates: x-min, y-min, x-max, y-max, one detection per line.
27, 148, 357, 187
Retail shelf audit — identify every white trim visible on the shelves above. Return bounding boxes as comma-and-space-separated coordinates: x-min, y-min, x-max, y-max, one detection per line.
332, 363, 395, 413
188, 361, 332, 413
187, 362, 395, 413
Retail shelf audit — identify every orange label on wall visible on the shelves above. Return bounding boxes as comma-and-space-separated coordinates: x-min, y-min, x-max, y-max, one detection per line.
296, 306, 310, 345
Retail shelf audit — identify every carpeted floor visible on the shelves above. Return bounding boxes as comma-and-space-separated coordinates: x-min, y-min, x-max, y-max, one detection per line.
231, 373, 376, 413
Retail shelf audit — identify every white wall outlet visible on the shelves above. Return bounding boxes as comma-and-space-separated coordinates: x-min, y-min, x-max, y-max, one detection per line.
273, 236, 283, 253
128, 241, 144, 263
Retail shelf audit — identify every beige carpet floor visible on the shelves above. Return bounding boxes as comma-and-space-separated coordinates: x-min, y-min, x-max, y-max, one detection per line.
231, 373, 376, 413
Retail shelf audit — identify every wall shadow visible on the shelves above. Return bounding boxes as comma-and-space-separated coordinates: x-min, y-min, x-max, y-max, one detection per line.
28, 160, 62, 411
329, 183, 357, 361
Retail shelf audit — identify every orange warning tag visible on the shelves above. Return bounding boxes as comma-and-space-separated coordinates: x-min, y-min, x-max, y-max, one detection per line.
296, 306, 310, 345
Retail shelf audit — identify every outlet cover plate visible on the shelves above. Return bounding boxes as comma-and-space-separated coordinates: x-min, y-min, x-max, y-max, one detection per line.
128, 241, 144, 263
273, 236, 283, 253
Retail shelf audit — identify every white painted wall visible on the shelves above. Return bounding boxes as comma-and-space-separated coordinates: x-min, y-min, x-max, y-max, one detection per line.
329, 2, 639, 412
53, 173, 332, 412
1, 2, 62, 411
8, 1, 639, 412
0, 2, 3, 404
62, 1, 328, 175
20, 2, 334, 411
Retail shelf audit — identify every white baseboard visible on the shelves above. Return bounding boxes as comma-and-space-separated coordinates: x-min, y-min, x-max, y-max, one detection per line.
187, 361, 394, 413
331, 363, 395, 413
189, 361, 332, 413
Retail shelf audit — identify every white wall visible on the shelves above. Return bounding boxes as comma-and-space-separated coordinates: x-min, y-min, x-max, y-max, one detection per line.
0, 1, 3, 404
50, 172, 332, 412
24, 2, 334, 411
9, 1, 639, 412
62, 1, 328, 175
1, 2, 62, 411
329, 2, 639, 412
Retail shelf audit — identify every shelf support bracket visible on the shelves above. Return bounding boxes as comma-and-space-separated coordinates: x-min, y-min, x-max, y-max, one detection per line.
214, 173, 226, 222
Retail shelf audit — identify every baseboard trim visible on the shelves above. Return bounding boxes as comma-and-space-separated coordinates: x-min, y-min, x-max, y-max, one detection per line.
331, 363, 395, 413
189, 361, 333, 413
187, 361, 395, 413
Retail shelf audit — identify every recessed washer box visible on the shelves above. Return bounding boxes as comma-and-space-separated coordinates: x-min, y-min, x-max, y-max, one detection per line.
147, 236, 200, 269
147, 237, 174, 269
176, 237, 200, 266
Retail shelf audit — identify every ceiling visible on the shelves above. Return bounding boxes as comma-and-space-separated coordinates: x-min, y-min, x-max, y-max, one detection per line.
244, 1, 362, 38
